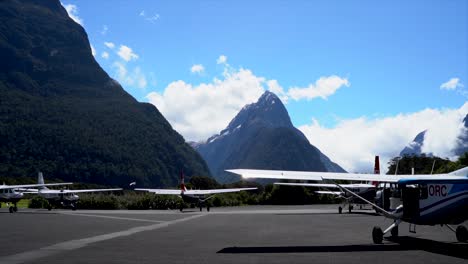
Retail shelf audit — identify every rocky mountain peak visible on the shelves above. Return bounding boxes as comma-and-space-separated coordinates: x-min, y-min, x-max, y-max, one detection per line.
224, 91, 293, 133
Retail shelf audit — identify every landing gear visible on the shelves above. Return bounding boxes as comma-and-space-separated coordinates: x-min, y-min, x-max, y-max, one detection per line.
207, 206, 210, 212
391, 226, 398, 237
372, 227, 383, 244
199, 205, 203, 212
338, 206, 342, 214
456, 226, 468, 242
71, 203, 77, 211
47, 204, 52, 211
372, 220, 400, 244
348, 205, 353, 213
8, 203, 18, 213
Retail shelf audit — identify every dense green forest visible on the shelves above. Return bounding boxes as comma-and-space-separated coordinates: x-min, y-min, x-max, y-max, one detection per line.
0, 0, 210, 187
25, 153, 466, 210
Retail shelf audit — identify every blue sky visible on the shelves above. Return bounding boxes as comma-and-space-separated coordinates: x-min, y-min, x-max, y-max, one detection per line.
62, 0, 467, 171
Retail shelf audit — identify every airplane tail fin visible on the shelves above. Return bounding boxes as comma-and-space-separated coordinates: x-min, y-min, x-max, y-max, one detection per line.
371, 156, 380, 187
374, 156, 380, 174
449, 166, 468, 177
180, 171, 187, 192
38, 172, 48, 190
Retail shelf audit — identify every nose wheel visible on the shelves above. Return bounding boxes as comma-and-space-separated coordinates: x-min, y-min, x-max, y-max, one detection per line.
8, 206, 18, 213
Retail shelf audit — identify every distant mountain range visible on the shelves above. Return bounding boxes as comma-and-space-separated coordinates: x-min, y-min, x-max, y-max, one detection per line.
193, 91, 345, 183
0, 0, 210, 186
400, 114, 468, 157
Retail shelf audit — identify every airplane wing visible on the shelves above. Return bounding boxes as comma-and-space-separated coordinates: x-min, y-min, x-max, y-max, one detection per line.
134, 189, 182, 195
34, 188, 122, 194
0, 182, 73, 190
274, 182, 375, 188
134, 187, 257, 195
226, 169, 468, 183
183, 187, 257, 195
315, 191, 343, 195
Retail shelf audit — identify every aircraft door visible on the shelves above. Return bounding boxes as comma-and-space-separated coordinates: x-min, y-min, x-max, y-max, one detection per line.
402, 185, 420, 220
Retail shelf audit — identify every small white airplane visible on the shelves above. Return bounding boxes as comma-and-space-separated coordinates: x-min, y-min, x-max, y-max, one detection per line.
274, 182, 376, 213
135, 173, 257, 211
274, 156, 381, 214
0, 180, 72, 213
227, 165, 468, 244
22, 172, 122, 210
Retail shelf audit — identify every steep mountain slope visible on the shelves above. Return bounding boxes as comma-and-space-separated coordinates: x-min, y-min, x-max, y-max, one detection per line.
0, 0, 210, 186
400, 130, 428, 156
454, 114, 468, 156
400, 114, 468, 157
194, 91, 345, 183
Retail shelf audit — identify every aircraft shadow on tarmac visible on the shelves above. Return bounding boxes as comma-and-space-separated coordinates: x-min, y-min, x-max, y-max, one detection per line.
276, 212, 380, 217
218, 236, 467, 260
0, 211, 60, 214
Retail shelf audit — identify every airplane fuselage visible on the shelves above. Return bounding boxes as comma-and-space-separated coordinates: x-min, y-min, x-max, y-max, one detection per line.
0, 189, 23, 203
397, 180, 468, 225
181, 193, 207, 204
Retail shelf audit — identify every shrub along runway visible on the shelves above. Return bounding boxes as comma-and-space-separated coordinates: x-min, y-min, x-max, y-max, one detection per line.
0, 205, 466, 264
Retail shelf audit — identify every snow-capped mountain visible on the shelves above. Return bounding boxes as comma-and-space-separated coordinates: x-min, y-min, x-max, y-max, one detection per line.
193, 91, 345, 183
400, 114, 468, 157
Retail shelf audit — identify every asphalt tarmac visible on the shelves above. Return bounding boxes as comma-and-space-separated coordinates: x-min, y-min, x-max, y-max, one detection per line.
0, 205, 466, 264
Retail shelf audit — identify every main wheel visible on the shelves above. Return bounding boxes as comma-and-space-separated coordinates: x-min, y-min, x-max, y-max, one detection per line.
338, 206, 343, 214
456, 225, 468, 242
199, 206, 202, 212
207, 206, 210, 212
9, 207, 13, 213
348, 205, 353, 213
13, 206, 18, 212
372, 226, 383, 244
391, 226, 399, 237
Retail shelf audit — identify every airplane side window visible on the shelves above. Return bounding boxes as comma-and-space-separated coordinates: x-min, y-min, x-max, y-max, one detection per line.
420, 185, 428, 199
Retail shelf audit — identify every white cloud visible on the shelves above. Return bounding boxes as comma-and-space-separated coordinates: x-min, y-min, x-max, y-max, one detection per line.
62, 3, 83, 26
101, 25, 108, 35
190, 64, 205, 74
117, 45, 139, 62
104, 42, 115, 49
217, 55, 227, 64
112, 62, 147, 89
267, 80, 288, 103
101, 51, 109, 59
440, 78, 463, 90
139, 10, 160, 23
146, 67, 265, 141
90, 44, 96, 56
288, 75, 350, 101
146, 57, 348, 141
299, 103, 468, 173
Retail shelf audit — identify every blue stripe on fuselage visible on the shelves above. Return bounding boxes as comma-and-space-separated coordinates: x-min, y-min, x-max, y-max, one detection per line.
419, 191, 468, 213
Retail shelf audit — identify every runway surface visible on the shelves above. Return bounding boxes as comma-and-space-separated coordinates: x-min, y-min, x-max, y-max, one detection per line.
0, 205, 466, 264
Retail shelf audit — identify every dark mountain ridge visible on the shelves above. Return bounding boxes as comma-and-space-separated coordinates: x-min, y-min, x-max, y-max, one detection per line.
0, 0, 210, 187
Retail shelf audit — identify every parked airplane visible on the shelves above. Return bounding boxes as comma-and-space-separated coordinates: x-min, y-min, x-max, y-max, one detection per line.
22, 172, 122, 210
274, 182, 376, 213
226, 166, 468, 244
0, 181, 72, 213
274, 156, 381, 214
135, 173, 257, 211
